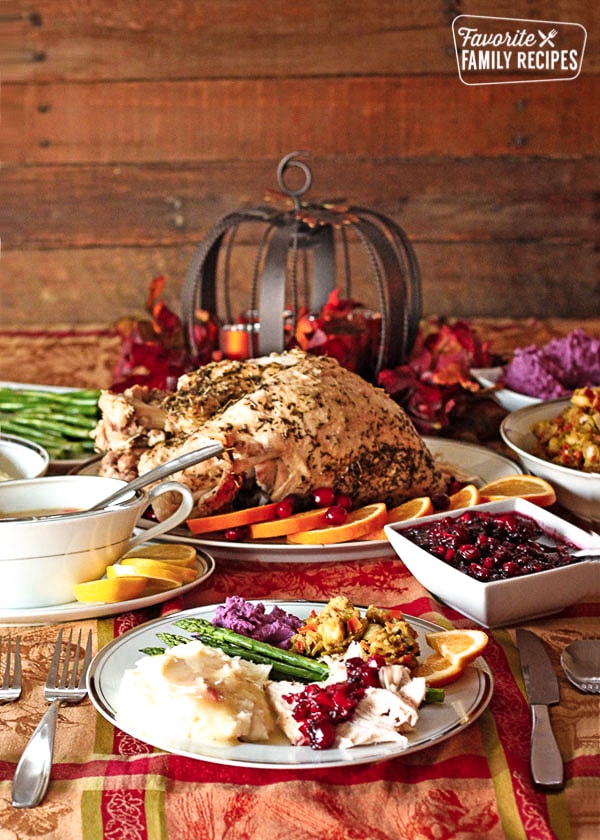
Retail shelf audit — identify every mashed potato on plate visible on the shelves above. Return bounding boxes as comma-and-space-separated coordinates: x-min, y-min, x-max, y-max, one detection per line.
117, 640, 275, 745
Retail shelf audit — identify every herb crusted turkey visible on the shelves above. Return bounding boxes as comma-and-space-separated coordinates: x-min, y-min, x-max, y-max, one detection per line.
93, 350, 446, 520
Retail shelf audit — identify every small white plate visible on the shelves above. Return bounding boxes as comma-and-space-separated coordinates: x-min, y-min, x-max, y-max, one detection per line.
88, 601, 493, 768
0, 550, 215, 624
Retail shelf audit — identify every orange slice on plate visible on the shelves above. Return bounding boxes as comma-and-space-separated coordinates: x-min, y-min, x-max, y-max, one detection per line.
387, 496, 434, 522
448, 484, 481, 509
123, 543, 198, 568
358, 496, 434, 540
425, 629, 489, 667
186, 502, 279, 535
249, 507, 329, 540
286, 503, 387, 545
73, 576, 148, 603
412, 653, 467, 687
478, 474, 556, 506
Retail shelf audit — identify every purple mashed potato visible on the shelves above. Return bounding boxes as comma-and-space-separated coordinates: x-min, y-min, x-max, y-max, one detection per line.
503, 329, 600, 399
213, 596, 302, 648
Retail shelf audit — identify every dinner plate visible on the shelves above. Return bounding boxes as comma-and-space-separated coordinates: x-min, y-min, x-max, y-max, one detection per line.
0, 550, 215, 625
79, 439, 522, 563
88, 600, 494, 769
0, 380, 98, 471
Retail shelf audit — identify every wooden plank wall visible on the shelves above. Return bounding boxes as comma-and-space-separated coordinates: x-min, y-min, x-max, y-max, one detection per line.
1, 0, 598, 328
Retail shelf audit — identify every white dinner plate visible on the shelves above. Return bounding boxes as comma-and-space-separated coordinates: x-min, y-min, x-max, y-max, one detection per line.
129, 437, 522, 562
88, 600, 494, 769
0, 550, 215, 625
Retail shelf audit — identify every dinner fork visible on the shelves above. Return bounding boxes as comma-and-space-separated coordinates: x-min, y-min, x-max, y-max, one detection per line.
0, 636, 22, 702
12, 628, 93, 809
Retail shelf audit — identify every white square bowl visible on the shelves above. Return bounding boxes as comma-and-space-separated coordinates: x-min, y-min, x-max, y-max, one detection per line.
384, 498, 599, 628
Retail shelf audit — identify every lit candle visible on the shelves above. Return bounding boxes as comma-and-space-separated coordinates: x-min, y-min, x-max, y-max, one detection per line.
219, 324, 259, 360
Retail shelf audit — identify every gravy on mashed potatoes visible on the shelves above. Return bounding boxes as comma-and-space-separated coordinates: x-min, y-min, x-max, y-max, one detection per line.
117, 640, 275, 746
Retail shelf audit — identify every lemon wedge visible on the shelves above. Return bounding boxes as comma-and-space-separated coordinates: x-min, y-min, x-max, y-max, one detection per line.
115, 557, 198, 585
73, 576, 148, 603
123, 543, 198, 568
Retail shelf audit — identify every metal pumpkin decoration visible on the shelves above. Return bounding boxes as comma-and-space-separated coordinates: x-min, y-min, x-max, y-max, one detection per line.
180, 152, 422, 379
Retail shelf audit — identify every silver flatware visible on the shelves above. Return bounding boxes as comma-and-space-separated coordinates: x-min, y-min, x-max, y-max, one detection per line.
12, 628, 93, 808
516, 628, 564, 790
0, 635, 22, 702
561, 639, 600, 694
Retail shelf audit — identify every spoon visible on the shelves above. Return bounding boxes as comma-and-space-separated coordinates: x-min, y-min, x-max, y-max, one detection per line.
561, 640, 600, 694
87, 442, 224, 511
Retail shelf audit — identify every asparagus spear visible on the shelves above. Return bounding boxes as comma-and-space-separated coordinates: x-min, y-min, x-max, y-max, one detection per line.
174, 617, 330, 682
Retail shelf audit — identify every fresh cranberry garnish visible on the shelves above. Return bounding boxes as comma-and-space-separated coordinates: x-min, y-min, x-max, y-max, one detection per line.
224, 525, 249, 541
275, 498, 295, 518
311, 487, 336, 507
325, 505, 348, 526
334, 493, 353, 511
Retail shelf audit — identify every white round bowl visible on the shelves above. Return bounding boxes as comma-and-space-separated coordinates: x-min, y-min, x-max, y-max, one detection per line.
470, 367, 540, 413
385, 498, 599, 627
500, 400, 600, 528
0, 475, 194, 609
0, 434, 49, 481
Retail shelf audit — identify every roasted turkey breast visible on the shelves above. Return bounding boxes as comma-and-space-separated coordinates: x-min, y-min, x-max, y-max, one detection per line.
93, 350, 446, 520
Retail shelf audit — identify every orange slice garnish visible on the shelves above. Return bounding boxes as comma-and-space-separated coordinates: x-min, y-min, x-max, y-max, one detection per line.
478, 474, 556, 506
387, 496, 434, 522
425, 629, 489, 667
286, 503, 387, 545
186, 502, 279, 534
249, 507, 329, 539
412, 653, 467, 687
358, 496, 434, 540
448, 484, 481, 509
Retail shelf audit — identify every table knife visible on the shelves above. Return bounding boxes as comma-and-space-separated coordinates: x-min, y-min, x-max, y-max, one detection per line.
516, 628, 564, 790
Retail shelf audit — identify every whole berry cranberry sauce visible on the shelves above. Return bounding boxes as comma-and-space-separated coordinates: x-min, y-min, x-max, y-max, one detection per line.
402, 510, 581, 582
284, 656, 384, 750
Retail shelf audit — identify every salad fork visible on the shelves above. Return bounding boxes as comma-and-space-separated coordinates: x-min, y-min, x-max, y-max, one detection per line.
12, 627, 93, 809
0, 636, 22, 702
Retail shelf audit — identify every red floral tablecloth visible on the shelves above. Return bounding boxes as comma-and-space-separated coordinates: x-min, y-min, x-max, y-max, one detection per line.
1, 555, 598, 840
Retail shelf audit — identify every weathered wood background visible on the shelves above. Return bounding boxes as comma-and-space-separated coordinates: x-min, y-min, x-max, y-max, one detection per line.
1, 0, 598, 328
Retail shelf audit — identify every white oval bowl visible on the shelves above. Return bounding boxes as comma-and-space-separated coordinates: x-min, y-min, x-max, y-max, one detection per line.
470, 367, 541, 413
500, 400, 600, 528
385, 498, 599, 627
0, 475, 193, 609
0, 434, 49, 481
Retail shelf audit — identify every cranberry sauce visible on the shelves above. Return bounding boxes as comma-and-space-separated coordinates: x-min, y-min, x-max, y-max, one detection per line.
284, 655, 384, 750
402, 510, 581, 582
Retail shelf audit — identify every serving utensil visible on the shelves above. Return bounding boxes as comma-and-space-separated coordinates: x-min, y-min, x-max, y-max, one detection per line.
12, 628, 93, 808
0, 635, 21, 702
516, 628, 563, 790
87, 442, 224, 511
561, 640, 600, 694
2, 443, 223, 522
